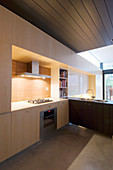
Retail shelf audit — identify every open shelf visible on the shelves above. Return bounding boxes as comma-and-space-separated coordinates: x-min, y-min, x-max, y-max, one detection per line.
59, 68, 68, 98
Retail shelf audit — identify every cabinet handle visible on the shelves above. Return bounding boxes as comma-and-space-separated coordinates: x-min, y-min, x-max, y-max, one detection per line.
26, 110, 29, 112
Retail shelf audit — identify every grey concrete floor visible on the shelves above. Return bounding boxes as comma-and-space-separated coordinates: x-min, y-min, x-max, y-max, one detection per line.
68, 132, 113, 170
1, 124, 112, 170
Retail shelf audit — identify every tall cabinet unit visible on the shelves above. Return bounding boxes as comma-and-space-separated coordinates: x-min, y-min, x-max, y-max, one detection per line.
51, 67, 68, 98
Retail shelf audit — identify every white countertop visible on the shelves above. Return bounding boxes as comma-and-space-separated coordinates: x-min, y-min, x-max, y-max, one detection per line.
11, 98, 67, 111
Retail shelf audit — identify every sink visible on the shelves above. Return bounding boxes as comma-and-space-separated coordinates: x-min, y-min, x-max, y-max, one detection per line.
79, 98, 93, 101
94, 99, 108, 102
78, 98, 108, 102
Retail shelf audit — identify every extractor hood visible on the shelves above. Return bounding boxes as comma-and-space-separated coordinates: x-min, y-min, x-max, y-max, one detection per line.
20, 61, 51, 79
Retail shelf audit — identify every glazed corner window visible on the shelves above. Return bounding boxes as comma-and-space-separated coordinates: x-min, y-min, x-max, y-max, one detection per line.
104, 72, 113, 100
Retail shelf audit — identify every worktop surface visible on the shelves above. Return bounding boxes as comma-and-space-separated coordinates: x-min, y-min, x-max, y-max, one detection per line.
68, 97, 113, 105
11, 98, 67, 111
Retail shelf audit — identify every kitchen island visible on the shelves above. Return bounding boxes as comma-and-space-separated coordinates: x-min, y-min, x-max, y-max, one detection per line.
69, 97, 113, 137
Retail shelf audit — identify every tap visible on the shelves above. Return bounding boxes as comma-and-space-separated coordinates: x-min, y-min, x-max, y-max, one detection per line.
86, 89, 95, 99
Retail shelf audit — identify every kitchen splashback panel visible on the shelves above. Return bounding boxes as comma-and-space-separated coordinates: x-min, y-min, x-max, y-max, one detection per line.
12, 60, 51, 102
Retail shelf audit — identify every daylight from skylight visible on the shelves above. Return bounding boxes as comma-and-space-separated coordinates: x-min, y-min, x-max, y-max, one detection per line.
78, 51, 100, 68
78, 44, 113, 70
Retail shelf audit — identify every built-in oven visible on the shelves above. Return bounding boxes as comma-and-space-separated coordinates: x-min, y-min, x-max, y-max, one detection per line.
40, 107, 57, 139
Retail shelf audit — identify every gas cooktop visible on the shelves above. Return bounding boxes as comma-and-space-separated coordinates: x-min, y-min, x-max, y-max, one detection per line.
27, 99, 53, 104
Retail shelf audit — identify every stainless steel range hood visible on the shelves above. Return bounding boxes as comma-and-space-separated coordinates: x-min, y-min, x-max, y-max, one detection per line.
21, 61, 51, 79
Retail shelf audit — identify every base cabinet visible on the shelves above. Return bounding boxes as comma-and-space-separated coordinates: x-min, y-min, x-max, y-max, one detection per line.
12, 107, 39, 155
57, 100, 69, 129
0, 113, 12, 163
69, 100, 111, 136
110, 105, 113, 136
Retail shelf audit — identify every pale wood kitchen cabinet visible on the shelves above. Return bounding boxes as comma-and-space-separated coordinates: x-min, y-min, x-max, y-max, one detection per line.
38, 102, 58, 112
0, 113, 12, 163
57, 100, 69, 129
12, 107, 39, 155
0, 42, 12, 114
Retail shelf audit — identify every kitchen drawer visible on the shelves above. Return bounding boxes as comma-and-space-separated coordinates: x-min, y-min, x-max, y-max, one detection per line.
38, 102, 58, 112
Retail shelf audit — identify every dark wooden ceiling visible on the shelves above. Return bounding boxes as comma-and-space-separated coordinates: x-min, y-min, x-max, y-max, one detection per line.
1, 0, 113, 52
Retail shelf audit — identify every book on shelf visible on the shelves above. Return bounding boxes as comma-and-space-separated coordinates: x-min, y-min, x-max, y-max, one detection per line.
60, 79, 67, 88
60, 70, 67, 78
59, 89, 67, 97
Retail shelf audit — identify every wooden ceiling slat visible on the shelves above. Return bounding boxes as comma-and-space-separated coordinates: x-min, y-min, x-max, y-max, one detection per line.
1, 0, 113, 52
33, 0, 93, 50
70, 0, 110, 47
57, 0, 104, 47
82, 0, 111, 46
93, 0, 113, 40
45, 0, 95, 49
22, 0, 86, 51
0, 0, 86, 52
104, 0, 113, 34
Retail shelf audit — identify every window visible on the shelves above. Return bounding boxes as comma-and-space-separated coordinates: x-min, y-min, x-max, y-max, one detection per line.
103, 62, 113, 70
103, 70, 113, 100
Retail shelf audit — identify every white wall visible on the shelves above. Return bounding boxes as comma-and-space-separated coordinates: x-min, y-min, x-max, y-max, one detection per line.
68, 70, 88, 96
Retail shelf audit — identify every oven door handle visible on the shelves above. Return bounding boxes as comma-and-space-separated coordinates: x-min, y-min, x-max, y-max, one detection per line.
44, 114, 54, 119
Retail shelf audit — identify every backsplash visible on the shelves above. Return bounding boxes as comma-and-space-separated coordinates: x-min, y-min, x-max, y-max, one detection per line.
12, 60, 51, 102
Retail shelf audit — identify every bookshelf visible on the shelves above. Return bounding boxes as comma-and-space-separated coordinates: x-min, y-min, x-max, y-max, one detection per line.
59, 68, 68, 98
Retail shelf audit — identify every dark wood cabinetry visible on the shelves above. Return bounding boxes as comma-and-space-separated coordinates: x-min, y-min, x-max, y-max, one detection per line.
69, 100, 112, 136
103, 104, 110, 135
97, 104, 103, 133
69, 100, 81, 125
88, 103, 97, 130
110, 105, 113, 136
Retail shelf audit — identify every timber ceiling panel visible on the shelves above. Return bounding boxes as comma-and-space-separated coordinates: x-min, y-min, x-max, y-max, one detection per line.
1, 0, 113, 52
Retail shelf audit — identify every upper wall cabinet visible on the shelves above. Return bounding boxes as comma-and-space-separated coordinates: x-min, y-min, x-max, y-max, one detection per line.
12, 14, 25, 48
12, 14, 53, 58
0, 6, 13, 44
0, 42, 12, 114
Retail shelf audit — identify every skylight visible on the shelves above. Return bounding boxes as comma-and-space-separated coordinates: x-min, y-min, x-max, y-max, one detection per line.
78, 51, 100, 67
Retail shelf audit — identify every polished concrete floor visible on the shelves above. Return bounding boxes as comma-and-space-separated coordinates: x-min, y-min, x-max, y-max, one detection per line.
68, 132, 113, 170
0, 124, 113, 170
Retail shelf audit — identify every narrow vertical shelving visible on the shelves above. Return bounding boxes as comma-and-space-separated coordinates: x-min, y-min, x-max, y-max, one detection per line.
59, 68, 68, 98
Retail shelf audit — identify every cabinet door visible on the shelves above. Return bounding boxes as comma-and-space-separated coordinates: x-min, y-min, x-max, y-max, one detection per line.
23, 107, 39, 148
12, 109, 25, 154
103, 104, 110, 135
0, 42, 12, 114
80, 102, 89, 128
12, 107, 39, 155
89, 103, 97, 130
62, 100, 69, 126
57, 100, 69, 129
97, 104, 103, 133
69, 100, 81, 125
0, 113, 12, 163
110, 105, 113, 136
